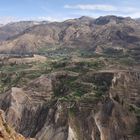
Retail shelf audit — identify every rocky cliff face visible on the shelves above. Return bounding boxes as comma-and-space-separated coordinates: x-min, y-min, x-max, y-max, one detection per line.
0, 109, 34, 140
0, 70, 139, 140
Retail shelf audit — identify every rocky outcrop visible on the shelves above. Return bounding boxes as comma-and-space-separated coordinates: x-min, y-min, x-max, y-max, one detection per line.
95, 71, 140, 140
0, 72, 68, 138
0, 109, 34, 140
0, 71, 139, 140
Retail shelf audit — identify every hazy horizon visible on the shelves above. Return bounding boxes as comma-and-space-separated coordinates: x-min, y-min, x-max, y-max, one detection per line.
1, 0, 140, 24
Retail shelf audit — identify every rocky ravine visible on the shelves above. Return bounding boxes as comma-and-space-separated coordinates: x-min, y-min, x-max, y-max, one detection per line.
0, 70, 139, 140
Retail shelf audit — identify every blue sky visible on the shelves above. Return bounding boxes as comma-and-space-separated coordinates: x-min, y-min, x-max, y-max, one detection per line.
0, 0, 140, 24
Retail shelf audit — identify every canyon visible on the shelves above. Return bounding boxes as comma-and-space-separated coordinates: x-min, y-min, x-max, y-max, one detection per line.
0, 16, 139, 140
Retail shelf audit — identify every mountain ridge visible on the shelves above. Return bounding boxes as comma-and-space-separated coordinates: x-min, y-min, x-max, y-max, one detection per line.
0, 15, 140, 57
0, 21, 48, 41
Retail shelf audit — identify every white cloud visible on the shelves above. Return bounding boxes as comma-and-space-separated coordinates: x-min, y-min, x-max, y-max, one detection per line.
0, 16, 70, 24
1, 4, 140, 25
64, 4, 140, 18
120, 7, 139, 14
35, 16, 61, 21
64, 4, 117, 12
0, 16, 19, 24
124, 12, 140, 18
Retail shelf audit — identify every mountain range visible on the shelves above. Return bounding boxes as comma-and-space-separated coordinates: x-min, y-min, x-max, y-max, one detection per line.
0, 16, 140, 140
0, 15, 140, 56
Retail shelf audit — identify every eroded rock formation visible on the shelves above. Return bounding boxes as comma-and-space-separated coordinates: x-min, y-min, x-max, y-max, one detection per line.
0, 109, 35, 140
0, 71, 139, 140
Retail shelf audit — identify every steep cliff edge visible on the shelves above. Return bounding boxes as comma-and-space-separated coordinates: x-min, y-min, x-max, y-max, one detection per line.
0, 109, 34, 140
0, 71, 139, 140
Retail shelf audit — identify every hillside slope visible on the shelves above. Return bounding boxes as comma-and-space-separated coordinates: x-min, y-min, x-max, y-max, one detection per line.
0, 16, 140, 56
0, 21, 48, 41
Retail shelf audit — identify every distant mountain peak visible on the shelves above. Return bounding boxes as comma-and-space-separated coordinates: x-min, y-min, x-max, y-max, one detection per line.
94, 15, 126, 25
79, 16, 94, 20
